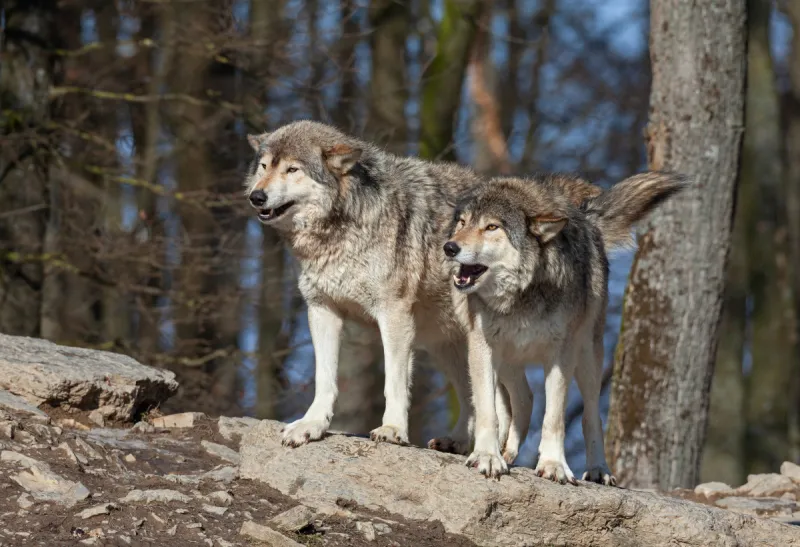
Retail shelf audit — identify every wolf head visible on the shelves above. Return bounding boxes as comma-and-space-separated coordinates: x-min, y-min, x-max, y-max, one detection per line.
443, 176, 574, 296
244, 121, 365, 231
443, 171, 687, 297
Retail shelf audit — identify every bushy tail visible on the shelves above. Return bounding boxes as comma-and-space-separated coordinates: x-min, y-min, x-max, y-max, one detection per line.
582, 171, 688, 250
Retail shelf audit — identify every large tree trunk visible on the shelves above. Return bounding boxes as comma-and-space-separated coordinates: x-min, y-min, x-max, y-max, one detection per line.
418, 0, 482, 161
606, 0, 746, 490
0, 1, 56, 338
782, 0, 800, 464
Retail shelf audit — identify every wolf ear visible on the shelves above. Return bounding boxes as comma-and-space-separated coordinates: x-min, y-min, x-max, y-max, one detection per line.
324, 144, 362, 174
529, 216, 567, 243
247, 133, 268, 151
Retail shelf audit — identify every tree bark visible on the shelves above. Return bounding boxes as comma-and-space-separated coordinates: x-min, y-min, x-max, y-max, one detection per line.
419, 0, 483, 161
0, 0, 57, 338
606, 0, 746, 490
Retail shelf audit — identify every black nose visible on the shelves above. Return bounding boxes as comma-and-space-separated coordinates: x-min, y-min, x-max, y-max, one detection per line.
249, 190, 267, 207
443, 241, 460, 258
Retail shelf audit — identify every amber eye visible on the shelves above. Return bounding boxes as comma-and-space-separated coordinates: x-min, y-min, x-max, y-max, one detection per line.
456, 218, 465, 229
286, 166, 299, 174
486, 224, 499, 231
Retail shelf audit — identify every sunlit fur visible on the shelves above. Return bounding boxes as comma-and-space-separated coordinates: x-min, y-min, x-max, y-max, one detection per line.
244, 121, 592, 456
446, 172, 686, 483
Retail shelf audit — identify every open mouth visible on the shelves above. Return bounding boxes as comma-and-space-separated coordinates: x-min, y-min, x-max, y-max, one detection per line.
258, 201, 295, 222
453, 263, 488, 289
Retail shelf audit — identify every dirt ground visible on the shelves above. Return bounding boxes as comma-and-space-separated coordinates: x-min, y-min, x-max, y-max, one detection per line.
0, 407, 477, 547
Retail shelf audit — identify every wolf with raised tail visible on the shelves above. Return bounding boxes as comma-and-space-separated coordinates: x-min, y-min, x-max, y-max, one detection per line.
244, 120, 607, 456
444, 172, 686, 484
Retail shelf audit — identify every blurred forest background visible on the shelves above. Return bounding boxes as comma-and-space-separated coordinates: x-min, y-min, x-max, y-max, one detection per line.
1, 0, 797, 486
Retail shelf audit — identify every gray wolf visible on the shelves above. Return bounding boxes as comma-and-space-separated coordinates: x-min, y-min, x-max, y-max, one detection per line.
444, 172, 686, 483
244, 120, 553, 455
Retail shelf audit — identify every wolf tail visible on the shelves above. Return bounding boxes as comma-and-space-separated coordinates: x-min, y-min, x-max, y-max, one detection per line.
582, 171, 688, 250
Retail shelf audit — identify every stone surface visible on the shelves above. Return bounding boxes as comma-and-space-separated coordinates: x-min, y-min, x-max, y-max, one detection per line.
694, 481, 734, 498
2, 449, 47, 469
78, 503, 118, 519
715, 496, 797, 516
11, 465, 90, 506
218, 416, 260, 442
0, 333, 177, 421
356, 521, 376, 542
239, 521, 303, 546
268, 505, 315, 532
735, 473, 797, 497
152, 412, 205, 429
241, 420, 800, 547
0, 390, 48, 417
120, 489, 192, 504
201, 440, 240, 465
202, 504, 228, 516
782, 461, 800, 483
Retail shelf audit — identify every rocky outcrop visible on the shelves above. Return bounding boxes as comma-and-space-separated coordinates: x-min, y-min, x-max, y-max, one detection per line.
240, 420, 800, 547
0, 333, 177, 421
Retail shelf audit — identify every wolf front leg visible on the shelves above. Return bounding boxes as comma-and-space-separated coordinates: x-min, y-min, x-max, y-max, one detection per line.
465, 320, 507, 478
370, 306, 415, 445
535, 349, 578, 484
282, 303, 343, 447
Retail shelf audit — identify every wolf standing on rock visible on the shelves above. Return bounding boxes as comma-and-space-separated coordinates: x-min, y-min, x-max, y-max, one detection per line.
444, 172, 686, 484
243, 120, 548, 456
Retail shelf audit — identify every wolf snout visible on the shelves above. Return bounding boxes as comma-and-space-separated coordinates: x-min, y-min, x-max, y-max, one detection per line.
249, 189, 267, 208
443, 241, 461, 258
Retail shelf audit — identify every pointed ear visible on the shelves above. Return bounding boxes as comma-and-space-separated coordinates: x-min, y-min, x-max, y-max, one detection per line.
324, 144, 362, 174
530, 216, 567, 243
247, 133, 268, 151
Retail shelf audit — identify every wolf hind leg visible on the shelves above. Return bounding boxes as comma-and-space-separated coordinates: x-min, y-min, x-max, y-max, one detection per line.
574, 334, 616, 486
499, 366, 533, 464
535, 347, 577, 485
427, 344, 473, 455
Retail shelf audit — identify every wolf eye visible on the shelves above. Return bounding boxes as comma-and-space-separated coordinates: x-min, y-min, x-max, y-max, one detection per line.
456, 218, 465, 229
486, 224, 499, 231
259, 163, 267, 170
286, 166, 298, 174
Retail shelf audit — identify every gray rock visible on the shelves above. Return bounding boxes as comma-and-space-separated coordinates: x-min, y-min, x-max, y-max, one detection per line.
373, 523, 391, 535
17, 493, 34, 509
694, 481, 734, 498
151, 412, 205, 428
1, 450, 47, 469
218, 417, 260, 442
120, 489, 191, 504
715, 496, 797, 516
78, 503, 118, 519
205, 491, 234, 506
783, 462, 800, 483
57, 442, 85, 465
203, 504, 228, 516
12, 465, 90, 506
735, 473, 796, 497
240, 420, 800, 547
201, 441, 240, 465
239, 521, 303, 546
356, 521, 376, 542
0, 390, 48, 418
0, 333, 177, 421
132, 421, 155, 433
268, 505, 314, 532
202, 466, 239, 484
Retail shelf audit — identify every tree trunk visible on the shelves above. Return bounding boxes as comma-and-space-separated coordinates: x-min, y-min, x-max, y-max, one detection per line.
0, 1, 56, 338
419, 0, 483, 161
606, 0, 746, 490
781, 0, 800, 464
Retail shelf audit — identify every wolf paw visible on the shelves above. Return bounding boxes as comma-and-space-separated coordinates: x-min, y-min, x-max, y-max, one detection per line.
427, 436, 469, 455
370, 425, 409, 446
466, 450, 508, 479
281, 419, 328, 448
535, 459, 577, 485
582, 466, 617, 486
502, 447, 519, 464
